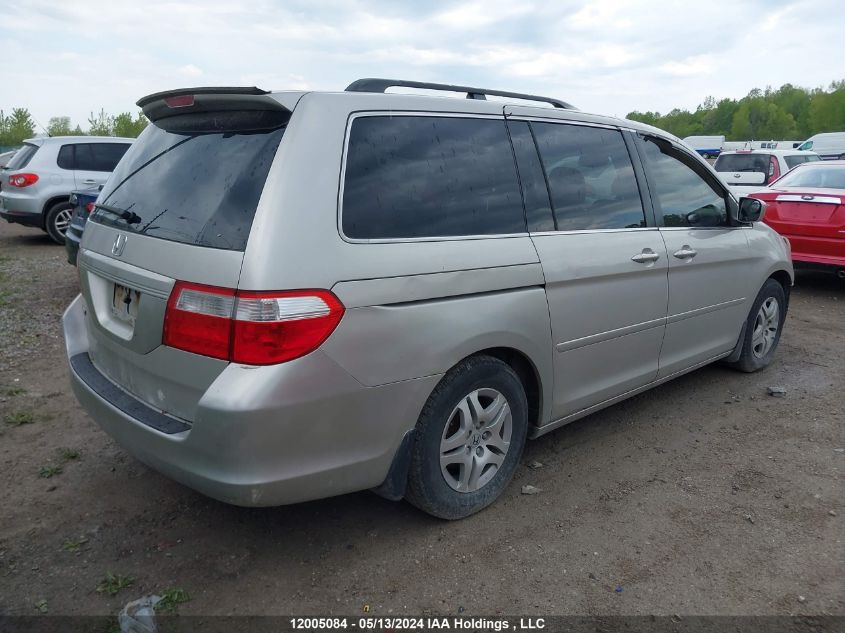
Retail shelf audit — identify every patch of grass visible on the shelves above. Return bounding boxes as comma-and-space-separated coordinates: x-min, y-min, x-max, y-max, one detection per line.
96, 573, 135, 596
34, 599, 48, 614
39, 464, 63, 478
59, 448, 81, 461
4, 410, 34, 426
4, 387, 26, 397
156, 588, 191, 613
63, 537, 88, 553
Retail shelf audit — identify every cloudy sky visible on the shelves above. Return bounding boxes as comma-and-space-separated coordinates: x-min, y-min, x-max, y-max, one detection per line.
1, 0, 843, 129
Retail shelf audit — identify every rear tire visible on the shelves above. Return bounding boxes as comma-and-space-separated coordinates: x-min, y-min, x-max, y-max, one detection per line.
405, 355, 528, 520
45, 202, 73, 245
702, 152, 711, 159
728, 278, 787, 373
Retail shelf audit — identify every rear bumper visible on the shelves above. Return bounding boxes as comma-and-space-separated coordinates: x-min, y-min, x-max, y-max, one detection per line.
0, 207, 42, 227
63, 294, 439, 507
0, 191, 42, 224
787, 236, 845, 268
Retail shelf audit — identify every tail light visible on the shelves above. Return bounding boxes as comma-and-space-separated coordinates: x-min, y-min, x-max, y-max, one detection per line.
85, 202, 95, 214
768, 157, 780, 183
8, 173, 38, 188
163, 282, 344, 365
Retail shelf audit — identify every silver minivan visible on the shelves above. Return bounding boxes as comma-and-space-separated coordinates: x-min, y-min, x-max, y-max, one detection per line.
63, 80, 794, 519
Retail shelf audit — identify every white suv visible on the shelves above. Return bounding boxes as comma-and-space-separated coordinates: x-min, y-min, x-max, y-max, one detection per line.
714, 148, 820, 192
0, 136, 132, 243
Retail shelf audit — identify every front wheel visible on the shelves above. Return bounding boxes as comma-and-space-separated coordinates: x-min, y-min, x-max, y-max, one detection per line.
728, 278, 787, 373
405, 355, 528, 519
701, 152, 711, 159
45, 202, 73, 245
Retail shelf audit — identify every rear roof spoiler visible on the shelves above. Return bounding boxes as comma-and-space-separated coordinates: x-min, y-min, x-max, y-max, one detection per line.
137, 86, 289, 123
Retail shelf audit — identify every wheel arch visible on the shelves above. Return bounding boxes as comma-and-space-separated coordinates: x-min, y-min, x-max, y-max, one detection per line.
41, 195, 73, 227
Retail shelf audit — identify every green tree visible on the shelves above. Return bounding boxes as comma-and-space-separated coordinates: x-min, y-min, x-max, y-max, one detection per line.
0, 108, 36, 145
88, 108, 113, 136
112, 111, 148, 138
47, 116, 73, 136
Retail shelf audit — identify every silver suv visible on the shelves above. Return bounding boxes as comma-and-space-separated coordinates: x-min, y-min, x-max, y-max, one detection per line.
63, 80, 793, 519
0, 136, 132, 243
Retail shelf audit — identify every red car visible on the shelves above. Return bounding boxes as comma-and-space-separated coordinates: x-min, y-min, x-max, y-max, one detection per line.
750, 160, 845, 276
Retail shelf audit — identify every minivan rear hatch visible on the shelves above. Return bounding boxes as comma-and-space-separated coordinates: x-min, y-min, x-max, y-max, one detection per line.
714, 153, 771, 187
76, 88, 293, 424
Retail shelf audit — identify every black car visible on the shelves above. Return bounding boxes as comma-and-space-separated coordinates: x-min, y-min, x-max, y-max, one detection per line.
65, 190, 99, 266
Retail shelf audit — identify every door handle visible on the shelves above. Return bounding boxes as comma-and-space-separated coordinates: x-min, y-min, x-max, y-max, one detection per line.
631, 248, 661, 264
673, 245, 698, 260
82, 179, 97, 184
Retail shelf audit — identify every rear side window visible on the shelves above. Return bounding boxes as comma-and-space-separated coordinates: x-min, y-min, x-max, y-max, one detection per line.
785, 154, 821, 169
531, 122, 645, 231
6, 143, 39, 170
58, 143, 131, 171
342, 116, 524, 239
92, 112, 286, 250
75, 143, 131, 171
641, 138, 728, 228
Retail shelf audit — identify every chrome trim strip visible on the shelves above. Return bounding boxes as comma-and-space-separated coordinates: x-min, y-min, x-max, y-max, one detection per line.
79, 250, 172, 300
659, 226, 746, 231
530, 227, 657, 237
556, 317, 666, 353
776, 194, 841, 205
531, 350, 733, 438
666, 298, 746, 324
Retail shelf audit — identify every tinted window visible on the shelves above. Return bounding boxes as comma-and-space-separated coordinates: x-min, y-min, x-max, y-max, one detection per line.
6, 143, 39, 170
92, 114, 285, 250
57, 145, 74, 170
774, 164, 845, 189
784, 154, 821, 169
531, 122, 645, 231
342, 116, 524, 239
641, 138, 728, 228
713, 153, 770, 174
74, 143, 131, 171
507, 121, 554, 232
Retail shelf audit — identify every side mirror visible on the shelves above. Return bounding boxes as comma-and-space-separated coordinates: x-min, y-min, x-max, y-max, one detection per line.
736, 197, 765, 223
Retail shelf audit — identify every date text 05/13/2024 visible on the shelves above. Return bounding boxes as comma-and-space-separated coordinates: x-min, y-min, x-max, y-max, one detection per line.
289, 617, 546, 631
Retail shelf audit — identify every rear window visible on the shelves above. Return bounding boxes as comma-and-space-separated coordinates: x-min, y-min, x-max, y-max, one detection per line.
5, 143, 38, 170
342, 116, 524, 239
775, 165, 845, 189
91, 112, 286, 251
784, 154, 821, 169
713, 153, 769, 173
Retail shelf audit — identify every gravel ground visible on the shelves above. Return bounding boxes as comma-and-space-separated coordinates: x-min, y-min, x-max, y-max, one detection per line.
0, 220, 842, 618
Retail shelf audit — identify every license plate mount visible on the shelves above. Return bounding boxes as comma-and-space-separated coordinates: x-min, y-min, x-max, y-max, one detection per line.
111, 283, 141, 325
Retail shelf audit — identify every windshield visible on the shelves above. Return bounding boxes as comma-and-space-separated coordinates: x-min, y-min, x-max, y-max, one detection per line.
91, 112, 286, 251
784, 154, 821, 169
714, 153, 769, 173
775, 165, 845, 190
4, 143, 38, 171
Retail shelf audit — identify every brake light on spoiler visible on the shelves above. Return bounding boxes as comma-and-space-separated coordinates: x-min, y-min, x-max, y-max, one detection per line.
163, 282, 345, 365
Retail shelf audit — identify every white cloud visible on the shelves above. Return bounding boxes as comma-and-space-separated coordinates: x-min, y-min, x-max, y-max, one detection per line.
0, 0, 843, 128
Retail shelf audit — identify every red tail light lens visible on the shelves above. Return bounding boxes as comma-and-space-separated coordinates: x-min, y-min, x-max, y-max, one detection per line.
9, 173, 38, 187
85, 202, 95, 214
163, 282, 235, 360
163, 282, 344, 365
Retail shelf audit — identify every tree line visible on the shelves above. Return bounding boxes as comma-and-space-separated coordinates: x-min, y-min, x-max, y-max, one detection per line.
0, 109, 148, 147
626, 80, 845, 141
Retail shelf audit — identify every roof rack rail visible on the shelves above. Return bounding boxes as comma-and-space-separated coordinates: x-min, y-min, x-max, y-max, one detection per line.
345, 78, 575, 109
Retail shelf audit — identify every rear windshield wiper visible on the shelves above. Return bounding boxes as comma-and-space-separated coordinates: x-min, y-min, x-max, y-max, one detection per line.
93, 203, 141, 224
